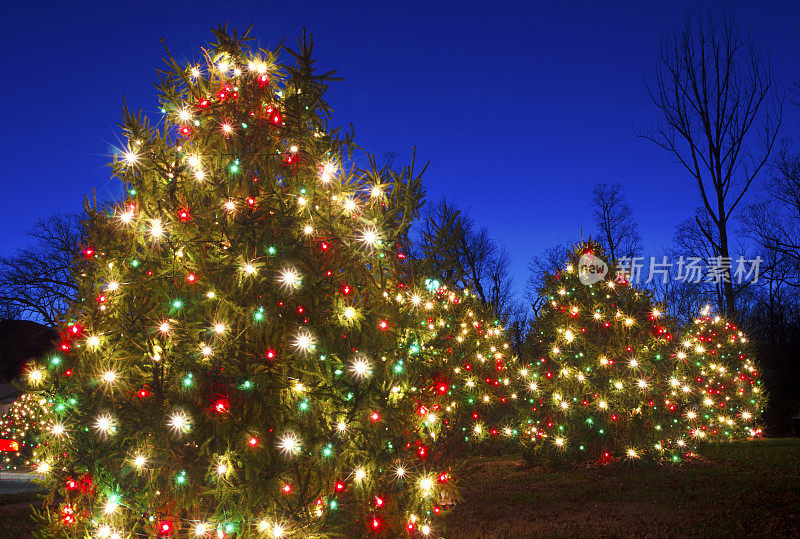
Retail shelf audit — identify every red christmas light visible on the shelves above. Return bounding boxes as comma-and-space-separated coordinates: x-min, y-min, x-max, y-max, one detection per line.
157, 520, 173, 536
214, 398, 229, 414
0, 440, 19, 452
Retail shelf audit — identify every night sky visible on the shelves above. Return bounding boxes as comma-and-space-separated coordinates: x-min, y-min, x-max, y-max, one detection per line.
2, 1, 799, 296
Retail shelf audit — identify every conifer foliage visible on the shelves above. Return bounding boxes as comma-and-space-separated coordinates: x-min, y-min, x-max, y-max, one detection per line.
516, 242, 688, 464
670, 309, 766, 442
0, 393, 54, 471
22, 25, 477, 537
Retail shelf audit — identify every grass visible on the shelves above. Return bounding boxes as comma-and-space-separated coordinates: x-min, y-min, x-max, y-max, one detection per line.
445, 438, 800, 537
0, 440, 797, 537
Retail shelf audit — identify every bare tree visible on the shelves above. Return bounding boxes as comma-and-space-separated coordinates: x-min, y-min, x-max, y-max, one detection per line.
591, 182, 643, 263
0, 213, 82, 326
744, 144, 800, 261
525, 243, 568, 317
417, 197, 521, 323
640, 6, 782, 317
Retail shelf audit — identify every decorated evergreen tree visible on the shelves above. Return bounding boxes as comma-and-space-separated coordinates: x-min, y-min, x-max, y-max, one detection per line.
670, 308, 766, 442
389, 279, 519, 457
22, 25, 476, 537
0, 393, 54, 471
515, 242, 687, 464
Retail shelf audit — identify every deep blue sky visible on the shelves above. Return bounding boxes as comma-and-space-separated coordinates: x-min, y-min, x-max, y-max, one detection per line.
2, 1, 799, 296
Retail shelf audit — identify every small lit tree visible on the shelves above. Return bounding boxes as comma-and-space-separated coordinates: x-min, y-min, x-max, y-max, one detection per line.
515, 242, 687, 464
670, 308, 766, 442
0, 393, 54, 471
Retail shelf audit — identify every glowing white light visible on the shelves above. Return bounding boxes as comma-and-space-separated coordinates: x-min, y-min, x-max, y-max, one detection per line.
303, 225, 313, 235
278, 433, 301, 456
242, 263, 257, 275
293, 331, 314, 354
106, 281, 119, 292
159, 322, 171, 334
120, 209, 134, 223
224, 200, 236, 212
360, 228, 379, 246
168, 410, 191, 434
222, 123, 233, 134
123, 150, 138, 165
213, 323, 226, 334
87, 335, 101, 348
95, 413, 114, 434
344, 198, 357, 212
354, 468, 366, 482
177, 108, 192, 122
343, 306, 357, 320
349, 357, 372, 379
554, 437, 565, 447
150, 219, 164, 239
27, 368, 44, 386
103, 370, 117, 383
278, 268, 301, 289
133, 455, 146, 468
320, 162, 336, 182
104, 499, 118, 514
51, 423, 66, 436
36, 461, 51, 474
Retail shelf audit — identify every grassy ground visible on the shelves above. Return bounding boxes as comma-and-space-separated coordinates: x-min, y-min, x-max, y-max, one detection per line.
445, 438, 800, 538
0, 439, 797, 537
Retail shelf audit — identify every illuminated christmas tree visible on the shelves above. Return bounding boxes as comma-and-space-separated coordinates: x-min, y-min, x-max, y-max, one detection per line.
23, 25, 473, 537
670, 308, 766, 442
0, 393, 54, 471
389, 279, 519, 457
515, 242, 687, 464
